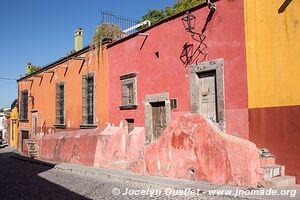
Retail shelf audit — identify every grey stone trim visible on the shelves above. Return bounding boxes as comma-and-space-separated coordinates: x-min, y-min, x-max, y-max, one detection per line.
145, 92, 169, 102
144, 92, 171, 144
120, 74, 137, 108
120, 73, 136, 80
189, 58, 225, 131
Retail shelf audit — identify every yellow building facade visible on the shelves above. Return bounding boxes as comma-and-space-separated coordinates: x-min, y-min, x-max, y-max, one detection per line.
244, 0, 300, 183
10, 106, 18, 149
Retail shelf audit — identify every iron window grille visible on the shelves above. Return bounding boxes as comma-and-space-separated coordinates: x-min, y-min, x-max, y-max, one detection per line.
120, 73, 137, 110
82, 73, 95, 125
20, 90, 28, 120
55, 82, 65, 125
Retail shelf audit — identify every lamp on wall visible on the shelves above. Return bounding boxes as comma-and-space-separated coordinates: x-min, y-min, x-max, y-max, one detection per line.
181, 11, 196, 33
207, 0, 216, 11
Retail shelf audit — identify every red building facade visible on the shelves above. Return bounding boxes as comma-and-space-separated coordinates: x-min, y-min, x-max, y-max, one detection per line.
107, 0, 249, 141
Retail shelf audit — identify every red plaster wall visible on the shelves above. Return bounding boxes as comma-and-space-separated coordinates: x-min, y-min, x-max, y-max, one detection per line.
141, 113, 263, 187
108, 0, 249, 138
249, 106, 300, 184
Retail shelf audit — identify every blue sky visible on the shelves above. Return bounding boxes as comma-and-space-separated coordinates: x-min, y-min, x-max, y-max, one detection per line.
0, 0, 176, 108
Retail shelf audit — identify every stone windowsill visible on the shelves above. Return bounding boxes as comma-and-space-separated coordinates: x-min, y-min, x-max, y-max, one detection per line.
119, 105, 138, 110
54, 124, 67, 129
80, 124, 97, 129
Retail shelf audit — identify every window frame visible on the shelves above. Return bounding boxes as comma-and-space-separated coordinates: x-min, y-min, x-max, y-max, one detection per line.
81, 73, 96, 128
54, 82, 66, 128
119, 73, 138, 110
20, 90, 29, 121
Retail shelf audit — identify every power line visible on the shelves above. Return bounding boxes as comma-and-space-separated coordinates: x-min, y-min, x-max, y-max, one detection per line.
0, 77, 17, 81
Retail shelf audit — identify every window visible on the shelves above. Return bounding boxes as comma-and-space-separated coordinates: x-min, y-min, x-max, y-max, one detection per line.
82, 73, 95, 126
170, 99, 178, 110
20, 90, 28, 121
126, 119, 134, 133
55, 82, 65, 125
120, 73, 137, 110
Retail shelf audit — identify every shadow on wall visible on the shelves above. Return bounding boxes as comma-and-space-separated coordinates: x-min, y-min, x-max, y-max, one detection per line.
278, 0, 293, 14
180, 8, 216, 67
0, 151, 89, 200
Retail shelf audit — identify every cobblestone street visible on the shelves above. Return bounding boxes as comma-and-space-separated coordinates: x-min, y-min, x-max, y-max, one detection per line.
0, 148, 225, 200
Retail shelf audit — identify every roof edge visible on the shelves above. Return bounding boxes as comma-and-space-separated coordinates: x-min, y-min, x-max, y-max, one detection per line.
107, 0, 218, 48
17, 45, 92, 82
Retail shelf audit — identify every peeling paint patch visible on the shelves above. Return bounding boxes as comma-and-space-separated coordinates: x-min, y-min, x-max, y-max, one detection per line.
157, 159, 161, 172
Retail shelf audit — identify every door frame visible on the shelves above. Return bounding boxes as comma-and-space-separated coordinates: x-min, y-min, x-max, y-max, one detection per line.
19, 129, 29, 152
144, 92, 171, 144
189, 58, 225, 131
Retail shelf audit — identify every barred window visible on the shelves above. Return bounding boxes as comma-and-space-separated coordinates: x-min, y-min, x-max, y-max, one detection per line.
20, 90, 28, 120
56, 83, 65, 125
82, 74, 95, 125
120, 73, 137, 110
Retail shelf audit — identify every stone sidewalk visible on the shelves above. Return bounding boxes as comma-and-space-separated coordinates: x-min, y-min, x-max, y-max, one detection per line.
8, 147, 300, 200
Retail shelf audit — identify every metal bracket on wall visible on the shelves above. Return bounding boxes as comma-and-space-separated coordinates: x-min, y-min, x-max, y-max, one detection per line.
59, 66, 69, 77
24, 79, 34, 90
138, 33, 149, 50
25, 79, 34, 89
33, 75, 43, 86
73, 57, 86, 74
44, 70, 55, 83
206, 0, 216, 11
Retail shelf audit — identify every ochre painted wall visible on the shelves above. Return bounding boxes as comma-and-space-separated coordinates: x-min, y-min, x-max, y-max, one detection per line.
10, 107, 18, 148
18, 47, 108, 140
245, 0, 300, 108
108, 0, 250, 139
245, 0, 300, 183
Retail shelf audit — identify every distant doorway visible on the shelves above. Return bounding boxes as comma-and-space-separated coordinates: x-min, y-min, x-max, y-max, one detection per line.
20, 130, 29, 152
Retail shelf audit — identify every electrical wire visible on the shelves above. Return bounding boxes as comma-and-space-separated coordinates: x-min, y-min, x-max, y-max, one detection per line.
0, 77, 17, 81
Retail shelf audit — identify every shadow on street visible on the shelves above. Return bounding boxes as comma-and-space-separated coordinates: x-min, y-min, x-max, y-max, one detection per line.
0, 149, 90, 200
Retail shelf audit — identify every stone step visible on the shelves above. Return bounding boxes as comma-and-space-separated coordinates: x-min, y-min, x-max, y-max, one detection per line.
260, 157, 276, 167
26, 142, 36, 145
263, 165, 285, 180
265, 176, 296, 188
28, 148, 38, 152
29, 152, 39, 156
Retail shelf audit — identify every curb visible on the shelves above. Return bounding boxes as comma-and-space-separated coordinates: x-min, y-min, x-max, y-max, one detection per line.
54, 163, 259, 200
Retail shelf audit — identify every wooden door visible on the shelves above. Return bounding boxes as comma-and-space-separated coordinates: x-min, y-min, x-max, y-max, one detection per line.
198, 71, 218, 123
21, 130, 29, 152
151, 102, 167, 140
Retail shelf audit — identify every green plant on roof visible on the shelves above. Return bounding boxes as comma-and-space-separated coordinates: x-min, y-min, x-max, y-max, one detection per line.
26, 65, 41, 75
92, 24, 124, 45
